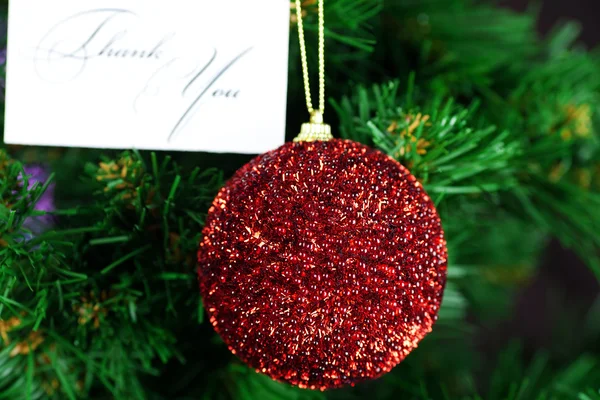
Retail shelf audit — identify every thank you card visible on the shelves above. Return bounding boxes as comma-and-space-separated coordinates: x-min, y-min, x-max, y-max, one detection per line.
5, 0, 290, 153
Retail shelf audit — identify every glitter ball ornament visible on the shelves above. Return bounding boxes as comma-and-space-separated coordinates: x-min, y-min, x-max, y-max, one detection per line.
198, 139, 447, 390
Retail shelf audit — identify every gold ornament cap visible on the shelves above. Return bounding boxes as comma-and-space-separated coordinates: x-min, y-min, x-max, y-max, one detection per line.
294, 111, 333, 142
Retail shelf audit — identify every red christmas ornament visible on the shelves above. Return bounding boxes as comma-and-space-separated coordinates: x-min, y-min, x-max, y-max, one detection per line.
198, 139, 447, 390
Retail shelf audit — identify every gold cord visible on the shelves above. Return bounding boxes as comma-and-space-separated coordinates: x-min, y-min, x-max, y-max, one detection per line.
294, 0, 333, 142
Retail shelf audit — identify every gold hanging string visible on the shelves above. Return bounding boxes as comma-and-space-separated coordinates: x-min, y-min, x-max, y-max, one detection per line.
294, 0, 333, 142
296, 0, 325, 118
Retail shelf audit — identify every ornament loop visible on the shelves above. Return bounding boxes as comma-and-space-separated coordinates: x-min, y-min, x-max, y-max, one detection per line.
295, 0, 330, 143
310, 110, 324, 124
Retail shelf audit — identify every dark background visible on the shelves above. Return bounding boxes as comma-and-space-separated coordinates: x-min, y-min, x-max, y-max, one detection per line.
505, 0, 600, 46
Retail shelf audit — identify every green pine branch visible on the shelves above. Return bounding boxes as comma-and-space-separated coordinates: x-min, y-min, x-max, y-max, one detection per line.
0, 150, 224, 399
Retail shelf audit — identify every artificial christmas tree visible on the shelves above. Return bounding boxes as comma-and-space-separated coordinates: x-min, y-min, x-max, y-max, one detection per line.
1, 0, 600, 399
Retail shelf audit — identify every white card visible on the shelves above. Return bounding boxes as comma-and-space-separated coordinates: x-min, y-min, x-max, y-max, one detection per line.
4, 0, 290, 153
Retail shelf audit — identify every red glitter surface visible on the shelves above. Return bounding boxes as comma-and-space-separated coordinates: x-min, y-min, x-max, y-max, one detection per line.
198, 139, 447, 390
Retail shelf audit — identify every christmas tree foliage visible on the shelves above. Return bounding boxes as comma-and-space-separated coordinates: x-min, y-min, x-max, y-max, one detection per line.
1, 0, 600, 398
